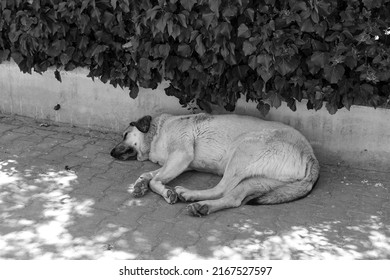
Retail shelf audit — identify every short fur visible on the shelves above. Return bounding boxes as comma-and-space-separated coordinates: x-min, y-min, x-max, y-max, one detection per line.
110, 113, 320, 216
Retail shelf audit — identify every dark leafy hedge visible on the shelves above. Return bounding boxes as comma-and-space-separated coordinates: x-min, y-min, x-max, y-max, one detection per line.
1, 0, 390, 115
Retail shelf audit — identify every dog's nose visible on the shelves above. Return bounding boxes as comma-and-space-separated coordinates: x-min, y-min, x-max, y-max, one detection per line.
110, 148, 117, 158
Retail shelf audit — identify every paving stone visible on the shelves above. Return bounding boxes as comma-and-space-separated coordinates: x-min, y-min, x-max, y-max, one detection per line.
3, 139, 35, 155
39, 146, 76, 162
105, 181, 131, 193
73, 166, 108, 180
60, 136, 93, 149
93, 190, 132, 212
62, 154, 91, 168
0, 123, 18, 133
91, 139, 118, 150
0, 131, 26, 144
144, 202, 185, 223
11, 126, 38, 134
31, 128, 58, 137
95, 162, 141, 182
157, 218, 203, 245
67, 208, 115, 237
34, 136, 69, 150
45, 132, 74, 140
71, 177, 110, 198
17, 133, 46, 145
105, 203, 156, 228
119, 217, 170, 255
75, 144, 108, 159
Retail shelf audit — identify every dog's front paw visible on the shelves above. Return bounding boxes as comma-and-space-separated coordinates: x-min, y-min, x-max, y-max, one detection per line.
175, 186, 193, 202
187, 203, 209, 217
164, 189, 178, 204
131, 179, 149, 198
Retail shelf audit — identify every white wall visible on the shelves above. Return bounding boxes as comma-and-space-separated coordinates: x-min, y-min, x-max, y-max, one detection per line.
0, 61, 189, 132
1, 61, 389, 171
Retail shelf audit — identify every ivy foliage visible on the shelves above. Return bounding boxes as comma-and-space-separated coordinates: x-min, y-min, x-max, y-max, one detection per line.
1, 0, 390, 115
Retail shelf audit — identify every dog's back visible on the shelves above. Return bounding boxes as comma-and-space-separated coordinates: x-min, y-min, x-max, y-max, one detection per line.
152, 113, 315, 177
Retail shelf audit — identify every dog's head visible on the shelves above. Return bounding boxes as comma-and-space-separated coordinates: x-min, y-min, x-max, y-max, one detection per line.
110, 115, 152, 161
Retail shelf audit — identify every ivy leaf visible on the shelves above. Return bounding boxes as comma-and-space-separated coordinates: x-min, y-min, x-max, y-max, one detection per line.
245, 8, 254, 22
177, 44, 191, 57
324, 64, 345, 84
257, 54, 273, 69
202, 12, 215, 29
242, 40, 257, 56
47, 40, 66, 57
344, 56, 357, 70
195, 35, 206, 56
11, 52, 24, 64
248, 55, 258, 70
237, 23, 251, 38
275, 56, 299, 76
311, 11, 319, 24
0, 49, 10, 63
307, 51, 329, 74
360, 83, 374, 97
177, 13, 188, 28
232, 65, 250, 80
287, 97, 297, 111
209, 0, 221, 16
310, 52, 329, 68
60, 53, 70, 65
103, 11, 115, 28
54, 70, 62, 82
158, 44, 170, 58
171, 24, 181, 39
218, 22, 232, 39
146, 6, 160, 21
256, 101, 270, 117
78, 36, 89, 50
342, 94, 353, 110
257, 67, 274, 83
222, 6, 238, 18
326, 102, 338, 115
91, 45, 108, 57
301, 18, 315, 32
178, 59, 192, 72
130, 84, 139, 99
110, 0, 117, 9
180, 0, 197, 11
198, 99, 212, 113
156, 15, 168, 33
265, 91, 282, 108
139, 58, 157, 74
307, 100, 314, 110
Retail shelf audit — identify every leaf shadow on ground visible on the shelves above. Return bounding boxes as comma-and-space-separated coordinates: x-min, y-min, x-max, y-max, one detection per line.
1, 157, 389, 260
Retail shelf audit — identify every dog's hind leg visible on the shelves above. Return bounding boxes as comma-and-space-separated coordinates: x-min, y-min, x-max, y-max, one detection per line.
186, 177, 279, 216
175, 173, 243, 202
175, 141, 257, 202
186, 156, 319, 216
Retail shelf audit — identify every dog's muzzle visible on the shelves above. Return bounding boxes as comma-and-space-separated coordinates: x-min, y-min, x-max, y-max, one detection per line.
110, 143, 137, 161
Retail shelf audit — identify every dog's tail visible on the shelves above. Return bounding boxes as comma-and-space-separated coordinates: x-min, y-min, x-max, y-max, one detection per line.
248, 155, 320, 205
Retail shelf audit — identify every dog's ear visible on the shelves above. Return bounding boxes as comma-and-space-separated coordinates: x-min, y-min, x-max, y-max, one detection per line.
130, 115, 152, 133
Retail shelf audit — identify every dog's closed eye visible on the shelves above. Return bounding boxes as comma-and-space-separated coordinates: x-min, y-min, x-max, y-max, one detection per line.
123, 132, 128, 140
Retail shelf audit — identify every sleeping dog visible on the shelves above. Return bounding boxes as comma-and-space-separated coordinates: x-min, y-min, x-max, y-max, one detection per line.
111, 113, 319, 216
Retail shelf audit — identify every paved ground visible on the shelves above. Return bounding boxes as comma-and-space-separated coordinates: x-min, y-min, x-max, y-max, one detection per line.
0, 113, 389, 260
